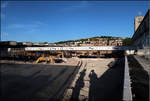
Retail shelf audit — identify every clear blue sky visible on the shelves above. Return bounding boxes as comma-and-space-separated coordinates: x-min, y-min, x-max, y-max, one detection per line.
1, 1, 149, 43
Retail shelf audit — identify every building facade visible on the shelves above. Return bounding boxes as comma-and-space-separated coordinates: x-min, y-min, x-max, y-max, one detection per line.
132, 9, 149, 48
132, 9, 150, 58
134, 16, 144, 32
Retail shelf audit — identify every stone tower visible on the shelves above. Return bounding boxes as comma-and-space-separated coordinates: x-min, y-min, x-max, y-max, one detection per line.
134, 15, 144, 32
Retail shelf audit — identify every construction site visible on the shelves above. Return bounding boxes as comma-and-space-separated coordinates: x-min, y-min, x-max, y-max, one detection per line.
0, 2, 149, 101
0, 40, 126, 100
1, 40, 149, 101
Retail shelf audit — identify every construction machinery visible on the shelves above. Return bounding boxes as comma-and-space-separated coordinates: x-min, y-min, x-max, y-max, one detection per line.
35, 56, 54, 63
35, 52, 63, 63
56, 52, 63, 58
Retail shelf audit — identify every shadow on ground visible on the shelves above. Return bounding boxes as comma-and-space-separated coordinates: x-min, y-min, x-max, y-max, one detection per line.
70, 58, 124, 101
70, 69, 86, 101
0, 63, 76, 101
88, 58, 124, 101
128, 55, 149, 101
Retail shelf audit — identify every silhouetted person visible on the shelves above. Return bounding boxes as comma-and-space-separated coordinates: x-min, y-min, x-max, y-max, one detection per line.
88, 70, 98, 101
70, 69, 86, 101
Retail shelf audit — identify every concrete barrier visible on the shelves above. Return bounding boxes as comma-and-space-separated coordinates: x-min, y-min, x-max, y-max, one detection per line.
125, 50, 135, 55
123, 56, 132, 101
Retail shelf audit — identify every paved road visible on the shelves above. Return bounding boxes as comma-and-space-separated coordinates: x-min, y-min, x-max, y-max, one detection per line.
1, 63, 78, 101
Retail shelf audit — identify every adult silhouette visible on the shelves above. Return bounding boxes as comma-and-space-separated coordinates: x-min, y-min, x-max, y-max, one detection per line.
88, 70, 98, 101
70, 69, 86, 101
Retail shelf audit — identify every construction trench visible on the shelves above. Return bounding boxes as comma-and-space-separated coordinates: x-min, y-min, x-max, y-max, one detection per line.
1, 49, 147, 101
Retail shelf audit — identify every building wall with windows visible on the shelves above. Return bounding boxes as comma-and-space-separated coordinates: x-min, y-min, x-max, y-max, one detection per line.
132, 9, 149, 48
132, 9, 150, 59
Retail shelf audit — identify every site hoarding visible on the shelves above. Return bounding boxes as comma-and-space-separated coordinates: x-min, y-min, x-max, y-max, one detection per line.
25, 46, 135, 51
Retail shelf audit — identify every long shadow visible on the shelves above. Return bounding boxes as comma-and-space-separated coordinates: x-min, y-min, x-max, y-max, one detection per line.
1, 64, 70, 101
1, 73, 52, 101
128, 55, 149, 101
50, 62, 82, 101
70, 69, 86, 101
88, 58, 125, 101
88, 70, 98, 101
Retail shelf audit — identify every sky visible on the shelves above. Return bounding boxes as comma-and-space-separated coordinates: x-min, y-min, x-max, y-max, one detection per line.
1, 1, 149, 43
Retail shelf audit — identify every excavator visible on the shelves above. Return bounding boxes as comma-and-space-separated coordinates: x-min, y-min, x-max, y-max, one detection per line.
35, 52, 63, 63
35, 55, 54, 63
77, 52, 88, 57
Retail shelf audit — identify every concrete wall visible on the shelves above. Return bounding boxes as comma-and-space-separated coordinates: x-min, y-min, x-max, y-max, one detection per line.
125, 50, 135, 55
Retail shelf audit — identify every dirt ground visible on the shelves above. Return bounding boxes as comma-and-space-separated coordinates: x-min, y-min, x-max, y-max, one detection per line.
63, 58, 125, 101
0, 58, 80, 101
1, 57, 125, 101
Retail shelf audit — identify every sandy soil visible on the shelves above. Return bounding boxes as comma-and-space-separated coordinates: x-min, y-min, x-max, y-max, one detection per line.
63, 58, 124, 101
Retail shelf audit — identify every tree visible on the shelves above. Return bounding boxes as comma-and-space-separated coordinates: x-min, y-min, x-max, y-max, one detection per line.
122, 38, 132, 46
44, 42, 48, 44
